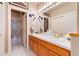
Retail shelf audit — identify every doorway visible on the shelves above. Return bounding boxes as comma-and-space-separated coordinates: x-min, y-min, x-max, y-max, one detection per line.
44, 17, 49, 32
11, 10, 26, 50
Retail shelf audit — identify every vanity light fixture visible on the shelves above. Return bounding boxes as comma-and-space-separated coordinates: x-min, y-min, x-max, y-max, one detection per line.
29, 14, 32, 17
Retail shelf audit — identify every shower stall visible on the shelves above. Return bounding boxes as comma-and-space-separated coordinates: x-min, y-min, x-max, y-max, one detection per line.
11, 17, 21, 46
11, 10, 27, 49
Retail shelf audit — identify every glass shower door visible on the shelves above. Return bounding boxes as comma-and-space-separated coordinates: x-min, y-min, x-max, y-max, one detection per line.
11, 18, 21, 46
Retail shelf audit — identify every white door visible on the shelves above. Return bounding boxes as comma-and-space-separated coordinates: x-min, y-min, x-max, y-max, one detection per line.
0, 3, 5, 55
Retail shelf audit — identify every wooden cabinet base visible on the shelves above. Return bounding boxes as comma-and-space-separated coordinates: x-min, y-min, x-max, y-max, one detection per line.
29, 35, 71, 56
38, 44, 48, 56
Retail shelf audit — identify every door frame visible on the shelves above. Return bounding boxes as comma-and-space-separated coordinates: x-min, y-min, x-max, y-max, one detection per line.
43, 16, 50, 32
0, 2, 6, 55
6, 3, 27, 55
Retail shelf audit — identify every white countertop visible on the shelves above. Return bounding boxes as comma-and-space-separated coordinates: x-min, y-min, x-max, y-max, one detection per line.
30, 34, 71, 50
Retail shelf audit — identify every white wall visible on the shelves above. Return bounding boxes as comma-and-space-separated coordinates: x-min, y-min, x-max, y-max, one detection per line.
27, 3, 37, 48
50, 11, 77, 34
49, 3, 77, 34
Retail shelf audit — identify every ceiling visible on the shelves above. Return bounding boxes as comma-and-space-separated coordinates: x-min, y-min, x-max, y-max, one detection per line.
29, 2, 47, 6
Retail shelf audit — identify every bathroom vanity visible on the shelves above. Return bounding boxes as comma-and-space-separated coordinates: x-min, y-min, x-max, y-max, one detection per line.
29, 34, 71, 56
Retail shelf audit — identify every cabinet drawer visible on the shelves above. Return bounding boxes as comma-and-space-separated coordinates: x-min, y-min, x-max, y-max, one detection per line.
29, 35, 38, 42
38, 39, 48, 47
48, 50, 59, 56
47, 43, 70, 56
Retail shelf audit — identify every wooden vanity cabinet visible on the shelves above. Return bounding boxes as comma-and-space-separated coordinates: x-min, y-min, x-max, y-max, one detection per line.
29, 36, 38, 54
37, 38, 60, 56
29, 35, 71, 56
38, 44, 48, 56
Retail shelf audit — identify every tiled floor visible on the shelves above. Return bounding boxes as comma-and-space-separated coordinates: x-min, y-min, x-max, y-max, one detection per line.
10, 45, 36, 56
10, 36, 36, 56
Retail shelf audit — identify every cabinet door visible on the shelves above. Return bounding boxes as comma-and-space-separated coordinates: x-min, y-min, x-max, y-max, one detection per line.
38, 44, 48, 56
29, 37, 38, 54
33, 41, 37, 54
29, 38, 31, 48
29, 38, 32, 49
